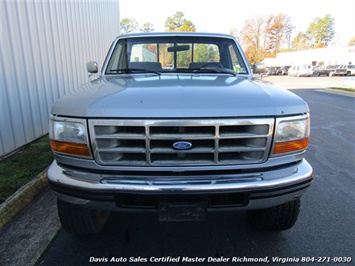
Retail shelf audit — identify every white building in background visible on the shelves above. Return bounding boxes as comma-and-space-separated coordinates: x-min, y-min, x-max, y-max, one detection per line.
131, 45, 158, 62
0, 1, 120, 157
263, 46, 355, 67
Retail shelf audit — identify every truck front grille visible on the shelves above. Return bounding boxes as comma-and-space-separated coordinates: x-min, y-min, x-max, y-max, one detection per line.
89, 118, 274, 166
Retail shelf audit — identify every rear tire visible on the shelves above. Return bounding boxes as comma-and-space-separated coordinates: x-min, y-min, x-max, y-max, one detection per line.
57, 198, 110, 235
247, 198, 301, 231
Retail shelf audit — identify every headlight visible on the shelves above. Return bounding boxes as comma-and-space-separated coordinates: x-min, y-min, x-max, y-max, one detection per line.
272, 116, 310, 156
49, 117, 91, 158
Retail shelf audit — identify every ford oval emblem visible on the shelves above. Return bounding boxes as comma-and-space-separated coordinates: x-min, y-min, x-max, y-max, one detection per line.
173, 141, 192, 150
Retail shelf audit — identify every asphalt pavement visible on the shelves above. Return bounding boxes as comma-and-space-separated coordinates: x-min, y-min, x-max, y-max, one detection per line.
0, 171, 61, 266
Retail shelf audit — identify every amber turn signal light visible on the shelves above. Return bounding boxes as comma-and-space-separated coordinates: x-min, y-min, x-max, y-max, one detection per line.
272, 138, 309, 155
50, 139, 91, 157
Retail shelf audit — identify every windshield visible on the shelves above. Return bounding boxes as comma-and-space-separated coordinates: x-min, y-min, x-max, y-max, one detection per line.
105, 36, 248, 75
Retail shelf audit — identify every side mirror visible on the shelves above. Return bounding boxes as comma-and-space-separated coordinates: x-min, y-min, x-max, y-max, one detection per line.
87, 61, 98, 74
253, 63, 266, 74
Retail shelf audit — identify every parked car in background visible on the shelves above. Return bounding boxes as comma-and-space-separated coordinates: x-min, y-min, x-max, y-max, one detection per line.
343, 65, 355, 76
275, 66, 289, 75
312, 66, 319, 76
313, 65, 336, 76
265, 67, 277, 75
265, 66, 289, 75
288, 64, 313, 77
334, 65, 348, 76
164, 64, 174, 70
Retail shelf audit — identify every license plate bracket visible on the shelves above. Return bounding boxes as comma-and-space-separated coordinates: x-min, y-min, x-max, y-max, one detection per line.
158, 202, 207, 222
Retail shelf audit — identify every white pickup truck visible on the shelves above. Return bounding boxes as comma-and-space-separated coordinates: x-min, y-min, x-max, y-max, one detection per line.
48, 32, 313, 234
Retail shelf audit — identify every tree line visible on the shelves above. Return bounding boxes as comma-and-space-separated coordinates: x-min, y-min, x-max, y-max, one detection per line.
120, 11, 355, 65
120, 11, 196, 33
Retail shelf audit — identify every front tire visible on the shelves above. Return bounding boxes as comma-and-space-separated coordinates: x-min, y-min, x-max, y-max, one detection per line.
57, 198, 110, 235
247, 198, 301, 231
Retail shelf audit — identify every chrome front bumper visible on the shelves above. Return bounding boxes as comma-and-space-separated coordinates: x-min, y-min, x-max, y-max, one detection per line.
47, 159, 313, 211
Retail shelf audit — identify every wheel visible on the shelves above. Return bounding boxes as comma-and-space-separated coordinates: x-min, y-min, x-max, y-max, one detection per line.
200, 62, 224, 69
247, 198, 301, 231
57, 198, 110, 235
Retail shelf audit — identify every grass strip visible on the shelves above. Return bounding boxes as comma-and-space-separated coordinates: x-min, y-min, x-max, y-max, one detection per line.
0, 135, 53, 204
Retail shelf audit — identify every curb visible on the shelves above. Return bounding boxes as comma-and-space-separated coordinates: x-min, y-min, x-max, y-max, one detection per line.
325, 87, 355, 97
0, 168, 48, 229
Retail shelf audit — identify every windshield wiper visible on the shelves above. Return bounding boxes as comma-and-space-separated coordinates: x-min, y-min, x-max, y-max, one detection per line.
191, 68, 237, 76
108, 68, 161, 75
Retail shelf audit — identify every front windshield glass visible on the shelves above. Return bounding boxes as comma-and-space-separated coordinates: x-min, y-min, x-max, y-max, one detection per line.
105, 36, 248, 75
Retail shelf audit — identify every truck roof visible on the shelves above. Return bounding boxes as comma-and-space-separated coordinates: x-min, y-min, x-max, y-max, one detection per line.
117, 31, 235, 40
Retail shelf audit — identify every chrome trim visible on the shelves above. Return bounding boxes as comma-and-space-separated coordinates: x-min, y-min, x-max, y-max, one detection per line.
54, 150, 307, 173
48, 159, 312, 193
88, 118, 274, 167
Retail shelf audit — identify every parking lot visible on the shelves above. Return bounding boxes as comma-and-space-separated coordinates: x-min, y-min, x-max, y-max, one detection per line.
259, 75, 354, 90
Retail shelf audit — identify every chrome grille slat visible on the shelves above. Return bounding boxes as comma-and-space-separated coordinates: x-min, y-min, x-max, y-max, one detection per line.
218, 147, 266, 152
96, 147, 146, 153
219, 134, 268, 138
95, 134, 145, 139
150, 148, 215, 154
89, 119, 274, 166
150, 135, 214, 140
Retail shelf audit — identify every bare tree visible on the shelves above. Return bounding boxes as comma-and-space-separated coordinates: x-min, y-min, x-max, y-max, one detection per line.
239, 15, 267, 64
264, 13, 293, 56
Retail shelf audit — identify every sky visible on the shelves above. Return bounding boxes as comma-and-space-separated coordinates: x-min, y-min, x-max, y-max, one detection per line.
119, 0, 355, 46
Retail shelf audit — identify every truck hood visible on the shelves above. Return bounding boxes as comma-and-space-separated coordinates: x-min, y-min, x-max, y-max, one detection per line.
52, 74, 309, 118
